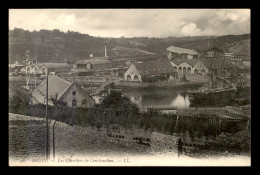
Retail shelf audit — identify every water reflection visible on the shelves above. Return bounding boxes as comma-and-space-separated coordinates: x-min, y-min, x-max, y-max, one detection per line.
171, 94, 190, 109
124, 90, 190, 109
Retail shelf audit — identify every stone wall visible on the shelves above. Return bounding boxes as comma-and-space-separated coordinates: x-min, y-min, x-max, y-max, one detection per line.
49, 121, 179, 158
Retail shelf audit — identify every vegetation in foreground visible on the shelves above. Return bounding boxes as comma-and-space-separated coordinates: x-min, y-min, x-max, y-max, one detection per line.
9, 88, 250, 155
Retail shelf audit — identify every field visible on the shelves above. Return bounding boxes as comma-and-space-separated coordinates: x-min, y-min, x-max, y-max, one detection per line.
9, 113, 250, 166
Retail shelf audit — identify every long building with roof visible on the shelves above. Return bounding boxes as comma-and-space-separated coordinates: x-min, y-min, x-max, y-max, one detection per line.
167, 46, 199, 60
124, 60, 178, 82
32, 75, 95, 108
170, 57, 233, 76
72, 56, 112, 71
26, 62, 71, 75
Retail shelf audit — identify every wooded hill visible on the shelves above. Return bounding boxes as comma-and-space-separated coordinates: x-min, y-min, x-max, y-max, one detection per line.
9, 28, 250, 64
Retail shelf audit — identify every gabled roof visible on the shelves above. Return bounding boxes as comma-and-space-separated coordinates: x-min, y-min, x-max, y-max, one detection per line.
91, 81, 113, 96
167, 46, 198, 55
32, 75, 72, 104
133, 60, 177, 76
171, 59, 199, 67
38, 63, 71, 69
205, 47, 224, 52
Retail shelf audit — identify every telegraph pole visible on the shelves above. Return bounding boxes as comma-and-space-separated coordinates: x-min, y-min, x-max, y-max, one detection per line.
45, 73, 49, 160
53, 120, 57, 160
184, 93, 187, 109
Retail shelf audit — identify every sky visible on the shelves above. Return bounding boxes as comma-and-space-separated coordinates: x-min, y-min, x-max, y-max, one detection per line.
9, 9, 250, 38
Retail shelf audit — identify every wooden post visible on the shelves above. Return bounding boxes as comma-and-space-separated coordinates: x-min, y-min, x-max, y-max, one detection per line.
174, 116, 179, 132
45, 73, 49, 160
184, 94, 186, 109
219, 118, 222, 132
204, 101, 206, 115
53, 120, 57, 160
246, 119, 250, 132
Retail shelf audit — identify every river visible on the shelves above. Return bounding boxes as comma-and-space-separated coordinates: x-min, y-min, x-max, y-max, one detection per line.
123, 89, 190, 109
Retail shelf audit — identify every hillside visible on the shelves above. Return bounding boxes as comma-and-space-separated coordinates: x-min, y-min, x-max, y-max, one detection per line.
220, 39, 250, 56
9, 28, 250, 64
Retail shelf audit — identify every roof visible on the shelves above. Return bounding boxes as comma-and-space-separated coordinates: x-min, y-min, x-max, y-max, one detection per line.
32, 75, 72, 104
170, 59, 199, 67
74, 57, 111, 65
91, 81, 113, 96
167, 46, 198, 55
133, 60, 177, 76
38, 63, 71, 69
206, 47, 224, 52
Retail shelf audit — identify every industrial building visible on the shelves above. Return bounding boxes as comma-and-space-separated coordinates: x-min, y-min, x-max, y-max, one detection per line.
124, 60, 178, 82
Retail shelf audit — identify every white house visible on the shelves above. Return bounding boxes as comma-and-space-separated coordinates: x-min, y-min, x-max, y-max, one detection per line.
167, 46, 199, 60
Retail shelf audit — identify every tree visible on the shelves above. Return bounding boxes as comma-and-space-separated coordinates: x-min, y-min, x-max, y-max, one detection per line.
9, 88, 29, 113
98, 91, 139, 113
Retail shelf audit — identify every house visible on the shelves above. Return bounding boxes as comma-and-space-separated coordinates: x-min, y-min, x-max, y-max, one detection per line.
170, 59, 208, 76
242, 56, 251, 67
226, 55, 245, 66
170, 57, 233, 77
167, 46, 199, 60
72, 57, 112, 70
32, 75, 95, 108
124, 60, 178, 82
205, 47, 225, 58
25, 59, 37, 74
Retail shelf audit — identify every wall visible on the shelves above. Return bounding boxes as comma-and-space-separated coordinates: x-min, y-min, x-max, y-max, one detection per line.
93, 63, 113, 70
168, 52, 179, 60
178, 62, 193, 74
193, 60, 209, 74
48, 121, 179, 159
187, 54, 193, 60
48, 67, 71, 74
124, 64, 142, 82
61, 83, 95, 108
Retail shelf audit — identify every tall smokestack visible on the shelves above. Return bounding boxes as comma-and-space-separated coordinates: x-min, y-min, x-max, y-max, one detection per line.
105, 41, 107, 57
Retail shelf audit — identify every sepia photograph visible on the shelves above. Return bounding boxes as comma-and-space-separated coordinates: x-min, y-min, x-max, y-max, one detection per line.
8, 9, 251, 166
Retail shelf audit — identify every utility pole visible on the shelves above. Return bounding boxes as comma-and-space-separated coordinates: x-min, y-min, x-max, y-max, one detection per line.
246, 119, 250, 132
174, 116, 179, 132
91, 76, 93, 91
45, 73, 49, 160
184, 93, 186, 109
53, 120, 57, 160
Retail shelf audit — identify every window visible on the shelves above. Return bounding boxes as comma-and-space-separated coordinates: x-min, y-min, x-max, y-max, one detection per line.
82, 100, 86, 105
72, 100, 77, 107
72, 91, 76, 95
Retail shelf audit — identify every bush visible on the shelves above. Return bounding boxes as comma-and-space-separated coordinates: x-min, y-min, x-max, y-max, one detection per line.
205, 131, 251, 153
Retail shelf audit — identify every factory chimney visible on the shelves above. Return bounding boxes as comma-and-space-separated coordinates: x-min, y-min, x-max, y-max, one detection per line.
105, 41, 107, 57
